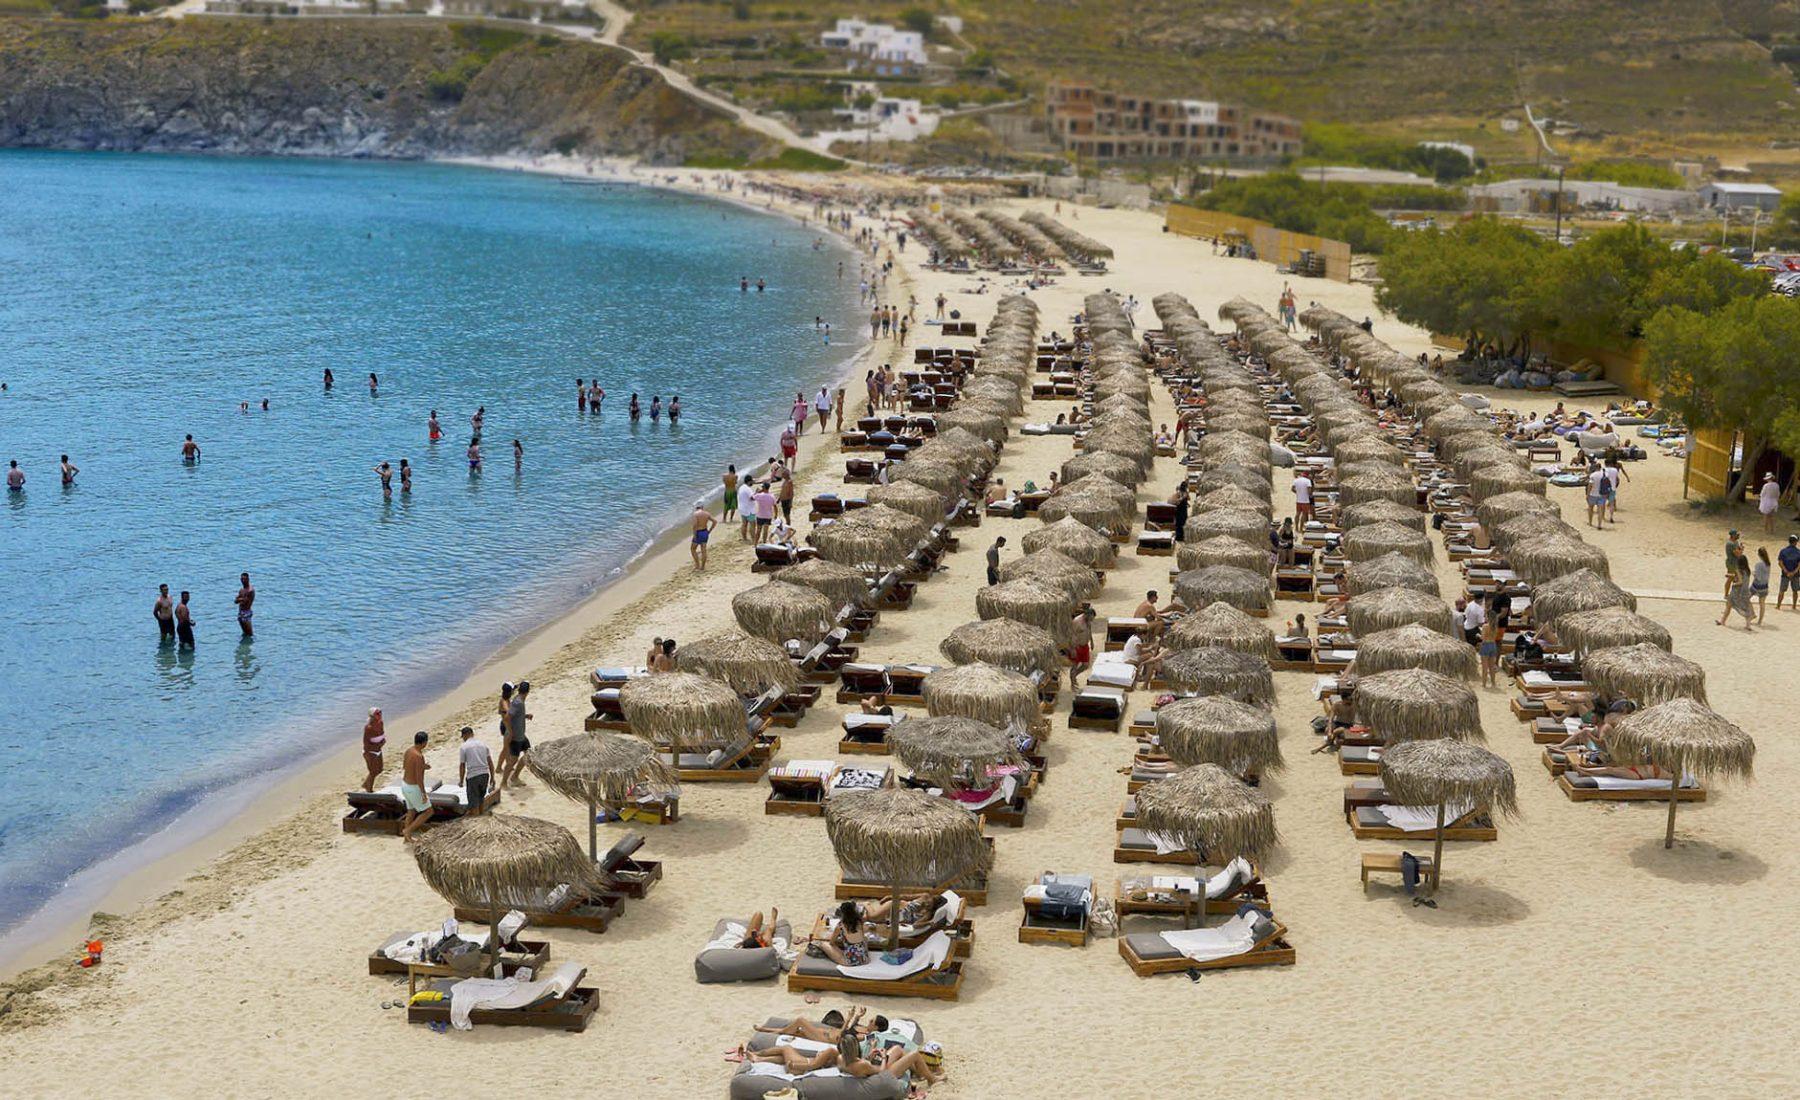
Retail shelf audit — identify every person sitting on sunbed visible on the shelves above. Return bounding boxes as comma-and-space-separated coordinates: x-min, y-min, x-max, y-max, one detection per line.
1121, 632, 1163, 686
649, 639, 678, 674
768, 517, 798, 549
802, 901, 870, 966
984, 479, 1008, 505
1314, 684, 1357, 753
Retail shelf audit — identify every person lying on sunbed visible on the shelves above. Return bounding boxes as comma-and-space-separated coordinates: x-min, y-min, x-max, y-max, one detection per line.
1567, 759, 1672, 782
738, 1034, 943, 1087
860, 693, 894, 716
858, 893, 946, 931
755, 1006, 881, 1045
802, 901, 870, 965
736, 908, 779, 949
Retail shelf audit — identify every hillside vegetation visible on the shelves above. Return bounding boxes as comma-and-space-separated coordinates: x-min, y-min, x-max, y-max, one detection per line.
0, 18, 773, 163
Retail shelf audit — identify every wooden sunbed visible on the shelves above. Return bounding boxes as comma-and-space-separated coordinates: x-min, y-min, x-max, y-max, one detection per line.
1346, 806, 1498, 841
806, 911, 973, 961
599, 831, 663, 898
368, 933, 549, 978
1557, 773, 1706, 803
1069, 687, 1126, 732
1117, 921, 1295, 977
1019, 894, 1090, 947
406, 965, 600, 1032
1113, 873, 1268, 918
342, 784, 498, 836
786, 954, 964, 1002
1113, 827, 1201, 865
454, 890, 624, 934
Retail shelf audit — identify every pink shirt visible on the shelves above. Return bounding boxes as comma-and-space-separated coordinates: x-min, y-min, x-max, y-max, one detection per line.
753, 492, 776, 521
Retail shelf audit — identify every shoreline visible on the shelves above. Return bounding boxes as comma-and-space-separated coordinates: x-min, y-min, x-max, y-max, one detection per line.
0, 155, 891, 980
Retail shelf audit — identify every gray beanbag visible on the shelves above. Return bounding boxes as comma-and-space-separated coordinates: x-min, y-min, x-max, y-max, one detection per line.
730, 1018, 924, 1100
695, 917, 792, 984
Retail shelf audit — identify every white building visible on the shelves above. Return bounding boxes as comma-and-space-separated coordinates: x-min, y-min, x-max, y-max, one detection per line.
814, 84, 940, 151
1698, 182, 1783, 214
1419, 140, 1476, 164
819, 19, 928, 75
1469, 178, 1698, 215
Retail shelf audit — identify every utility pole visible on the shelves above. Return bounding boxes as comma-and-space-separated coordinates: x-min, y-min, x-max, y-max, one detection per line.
1721, 207, 1730, 247
1553, 165, 1566, 243
1751, 209, 1762, 254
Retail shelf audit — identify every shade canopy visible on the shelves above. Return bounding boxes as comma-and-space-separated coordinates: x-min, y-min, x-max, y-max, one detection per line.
1155, 696, 1283, 775
1346, 587, 1458, 637
1583, 643, 1707, 706
1555, 607, 1673, 655
824, 787, 994, 888
1378, 739, 1518, 892
1476, 490, 1560, 529
1162, 601, 1277, 660
1607, 698, 1753, 781
1346, 552, 1440, 597
1352, 668, 1483, 743
1338, 499, 1426, 532
413, 813, 610, 914
1176, 535, 1270, 575
1062, 450, 1146, 487
1184, 507, 1269, 547
1133, 764, 1278, 865
524, 731, 678, 808
1530, 568, 1637, 627
1020, 515, 1117, 568
939, 617, 1062, 679
977, 578, 1076, 642
1351, 623, 1478, 679
776, 557, 870, 609
998, 548, 1102, 601
1173, 565, 1272, 613
732, 580, 834, 646
1342, 521, 1435, 565
679, 630, 799, 694
620, 671, 748, 754
1507, 534, 1609, 586
922, 661, 1040, 728
889, 715, 1025, 788
1159, 646, 1275, 705
867, 479, 949, 523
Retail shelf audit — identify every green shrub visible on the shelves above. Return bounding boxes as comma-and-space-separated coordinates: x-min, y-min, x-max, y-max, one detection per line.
749, 147, 847, 172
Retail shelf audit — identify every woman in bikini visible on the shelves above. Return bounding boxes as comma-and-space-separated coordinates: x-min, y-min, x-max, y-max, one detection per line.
805, 901, 869, 966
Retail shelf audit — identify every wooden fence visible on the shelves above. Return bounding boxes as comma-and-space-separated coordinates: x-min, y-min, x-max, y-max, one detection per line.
1164, 206, 1353, 283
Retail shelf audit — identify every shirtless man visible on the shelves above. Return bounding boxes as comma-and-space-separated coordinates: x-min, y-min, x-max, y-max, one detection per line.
153, 584, 175, 642
399, 731, 432, 842
235, 572, 255, 638
690, 504, 718, 571
1066, 604, 1096, 689
181, 435, 201, 462
373, 461, 393, 499
428, 410, 443, 442
60, 455, 78, 485
175, 591, 195, 649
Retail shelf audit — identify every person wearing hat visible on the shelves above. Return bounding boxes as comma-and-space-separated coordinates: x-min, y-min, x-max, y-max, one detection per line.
1758, 472, 1780, 533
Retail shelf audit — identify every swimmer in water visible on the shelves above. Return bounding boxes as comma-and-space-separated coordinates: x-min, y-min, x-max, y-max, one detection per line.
428, 410, 442, 442
235, 572, 255, 639
471, 406, 485, 437
669, 395, 681, 424
577, 378, 587, 412
374, 461, 393, 499
261, 398, 269, 411
239, 401, 250, 414
368, 372, 379, 395
181, 435, 201, 462
468, 440, 482, 472
323, 368, 334, 390
399, 459, 412, 493
589, 380, 604, 409
650, 395, 662, 421
6, 460, 23, 492
60, 454, 78, 486
629, 394, 641, 421
512, 438, 522, 468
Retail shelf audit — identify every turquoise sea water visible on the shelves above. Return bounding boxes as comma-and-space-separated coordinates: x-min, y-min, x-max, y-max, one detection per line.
0, 151, 860, 933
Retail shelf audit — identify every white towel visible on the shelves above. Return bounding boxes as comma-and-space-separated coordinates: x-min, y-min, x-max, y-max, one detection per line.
1205, 857, 1254, 898
447, 961, 582, 1030
742, 1063, 844, 1081
1376, 801, 1474, 832
776, 1036, 833, 1055
1088, 661, 1136, 688
835, 930, 952, 980
1158, 912, 1259, 963
1591, 775, 1698, 790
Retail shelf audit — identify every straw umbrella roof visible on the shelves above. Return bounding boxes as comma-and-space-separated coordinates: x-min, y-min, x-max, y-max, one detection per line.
1163, 601, 1277, 659
1020, 515, 1116, 568
1492, 513, 1585, 551
1177, 534, 1270, 574
620, 671, 748, 753
1207, 414, 1270, 439
1184, 507, 1270, 547
1351, 623, 1478, 679
1346, 586, 1458, 637
1584, 643, 1707, 706
886, 459, 967, 498
867, 479, 949, 523
525, 732, 678, 807
823, 787, 994, 887
1174, 565, 1272, 613
1156, 696, 1283, 775
1353, 668, 1483, 743
1507, 534, 1610, 585
999, 548, 1102, 601
1471, 464, 1546, 499
1475, 490, 1559, 529
1159, 647, 1275, 704
1337, 460, 1409, 483
934, 408, 1008, 444
1334, 437, 1405, 465
776, 557, 869, 609
1380, 738, 1517, 815
922, 661, 1040, 728
679, 630, 799, 694
1194, 487, 1273, 516
1192, 464, 1273, 500
977, 578, 1076, 642
889, 715, 1025, 788
1199, 431, 1270, 464
1607, 698, 1752, 781
1346, 552, 1440, 597
413, 813, 611, 914
1342, 520, 1435, 565
1133, 764, 1278, 864
1530, 567, 1637, 626
1062, 450, 1146, 487
1336, 468, 1419, 507
813, 506, 928, 571
1451, 447, 1528, 484
1338, 499, 1427, 532
1556, 607, 1672, 655
732, 580, 834, 646
940, 617, 1062, 679
1038, 479, 1138, 532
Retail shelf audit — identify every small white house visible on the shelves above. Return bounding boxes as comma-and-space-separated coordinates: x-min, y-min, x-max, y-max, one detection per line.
1698, 182, 1783, 214
819, 18, 928, 74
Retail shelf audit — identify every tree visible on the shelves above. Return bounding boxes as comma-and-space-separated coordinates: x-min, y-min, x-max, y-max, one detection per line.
1534, 222, 1669, 347
648, 32, 690, 66
1645, 296, 1800, 499
899, 7, 935, 36
1642, 247, 1767, 316
1376, 217, 1552, 352
1768, 192, 1800, 250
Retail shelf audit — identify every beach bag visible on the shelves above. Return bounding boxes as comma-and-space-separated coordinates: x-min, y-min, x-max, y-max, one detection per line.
1088, 897, 1119, 938
878, 948, 914, 966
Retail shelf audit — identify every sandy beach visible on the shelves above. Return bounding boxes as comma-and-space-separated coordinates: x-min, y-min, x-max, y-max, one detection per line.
3, 175, 1795, 1097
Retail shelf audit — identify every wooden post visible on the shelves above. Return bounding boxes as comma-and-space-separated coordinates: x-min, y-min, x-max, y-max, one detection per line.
1430, 801, 1446, 894
889, 873, 903, 950
1664, 774, 1681, 850
587, 795, 599, 863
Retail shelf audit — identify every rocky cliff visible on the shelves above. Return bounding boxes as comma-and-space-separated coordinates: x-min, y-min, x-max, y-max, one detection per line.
0, 18, 774, 163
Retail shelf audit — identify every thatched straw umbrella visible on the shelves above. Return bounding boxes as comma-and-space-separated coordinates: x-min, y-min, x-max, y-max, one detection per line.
1342, 520, 1435, 565
934, 408, 1007, 444
1507, 534, 1610, 585
1174, 565, 1272, 614
776, 558, 869, 610
1347, 587, 1457, 637
679, 630, 799, 695
999, 548, 1101, 601
1159, 647, 1274, 704
923, 662, 1040, 728
1337, 468, 1419, 507
1199, 431, 1269, 465
1177, 534, 1270, 574
1162, 600, 1276, 659
732, 580, 834, 646
1492, 513, 1585, 551
1553, 607, 1670, 656
1038, 480, 1138, 533
1475, 490, 1560, 528
867, 479, 949, 523
1062, 450, 1145, 487
1607, 698, 1754, 848
1020, 515, 1116, 568
1184, 507, 1269, 547
886, 459, 967, 499
1194, 487, 1273, 516
889, 715, 1025, 790
1353, 668, 1482, 743
940, 618, 1061, 679
977, 578, 1075, 642
1206, 413, 1270, 439
1155, 696, 1283, 776
1379, 740, 1518, 893
1351, 623, 1477, 679
1346, 552, 1440, 597
620, 671, 747, 758
525, 733, 678, 858
1471, 464, 1545, 499
813, 505, 928, 571
823, 789, 993, 948
1192, 464, 1273, 500
1584, 643, 1707, 706
1334, 437, 1405, 465
1338, 499, 1426, 532
1531, 568, 1636, 627
413, 814, 609, 964
1134, 764, 1276, 925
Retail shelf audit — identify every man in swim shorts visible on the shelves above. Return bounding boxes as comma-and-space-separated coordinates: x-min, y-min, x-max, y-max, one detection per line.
691, 504, 718, 571
235, 572, 255, 639
154, 584, 175, 641
400, 731, 432, 842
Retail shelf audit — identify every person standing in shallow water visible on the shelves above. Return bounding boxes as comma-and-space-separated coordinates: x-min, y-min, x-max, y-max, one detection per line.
428, 410, 442, 443
399, 459, 412, 494
154, 584, 175, 642
235, 572, 255, 639
373, 461, 393, 500
650, 395, 662, 422
629, 394, 641, 422
669, 396, 681, 424
175, 591, 195, 648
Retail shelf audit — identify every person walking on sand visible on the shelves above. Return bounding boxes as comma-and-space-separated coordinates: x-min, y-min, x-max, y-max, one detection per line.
458, 725, 492, 815
791, 393, 810, 436
1752, 546, 1772, 623
175, 590, 195, 648
777, 470, 796, 523
499, 680, 533, 790
154, 584, 175, 642
753, 483, 776, 542
1780, 535, 1800, 611
374, 461, 393, 500
1717, 550, 1756, 632
361, 707, 386, 793
815, 386, 833, 432
691, 503, 718, 571
1723, 529, 1743, 599
1759, 473, 1780, 533
986, 536, 1006, 586
1585, 465, 1611, 529
780, 424, 799, 464
234, 572, 255, 638
399, 732, 431, 842
1291, 470, 1314, 524
1478, 613, 1501, 688
835, 386, 846, 431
